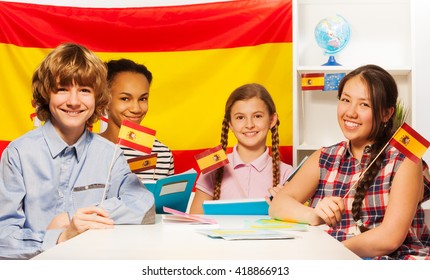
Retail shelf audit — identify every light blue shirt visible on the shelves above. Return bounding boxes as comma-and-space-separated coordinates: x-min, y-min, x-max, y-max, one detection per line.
0, 120, 154, 259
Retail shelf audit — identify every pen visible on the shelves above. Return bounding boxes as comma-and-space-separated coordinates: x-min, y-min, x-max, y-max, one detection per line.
269, 156, 309, 201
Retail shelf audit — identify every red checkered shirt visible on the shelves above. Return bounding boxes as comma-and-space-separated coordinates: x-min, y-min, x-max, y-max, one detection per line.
310, 141, 430, 259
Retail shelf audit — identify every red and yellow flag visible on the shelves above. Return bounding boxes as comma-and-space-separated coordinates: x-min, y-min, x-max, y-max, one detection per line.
118, 120, 156, 154
301, 73, 325, 91
127, 153, 158, 173
195, 145, 229, 174
0, 0, 293, 173
389, 123, 430, 163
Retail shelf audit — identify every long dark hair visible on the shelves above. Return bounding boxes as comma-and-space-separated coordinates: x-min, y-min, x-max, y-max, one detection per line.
337, 64, 398, 232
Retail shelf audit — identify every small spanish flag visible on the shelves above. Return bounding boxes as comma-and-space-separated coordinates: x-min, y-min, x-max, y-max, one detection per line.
389, 123, 430, 164
195, 145, 229, 174
301, 73, 325, 91
127, 153, 158, 173
118, 120, 156, 154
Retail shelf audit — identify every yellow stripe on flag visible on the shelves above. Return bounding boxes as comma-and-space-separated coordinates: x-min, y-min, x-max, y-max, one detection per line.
128, 154, 157, 173
301, 77, 324, 87
195, 145, 229, 174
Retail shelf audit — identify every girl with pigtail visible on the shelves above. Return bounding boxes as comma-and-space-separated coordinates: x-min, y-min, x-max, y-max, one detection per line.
269, 64, 430, 259
190, 83, 293, 214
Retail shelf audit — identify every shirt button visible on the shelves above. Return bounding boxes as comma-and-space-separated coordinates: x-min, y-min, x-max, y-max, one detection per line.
58, 191, 64, 198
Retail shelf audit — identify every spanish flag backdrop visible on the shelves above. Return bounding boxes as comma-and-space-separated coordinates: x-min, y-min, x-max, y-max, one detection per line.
0, 0, 293, 173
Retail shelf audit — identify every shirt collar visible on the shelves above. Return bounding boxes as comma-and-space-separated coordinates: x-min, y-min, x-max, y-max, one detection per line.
345, 140, 373, 168
231, 145, 270, 171
42, 120, 89, 161
345, 141, 373, 156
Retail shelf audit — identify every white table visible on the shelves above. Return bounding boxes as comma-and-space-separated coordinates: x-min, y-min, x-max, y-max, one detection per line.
32, 215, 360, 260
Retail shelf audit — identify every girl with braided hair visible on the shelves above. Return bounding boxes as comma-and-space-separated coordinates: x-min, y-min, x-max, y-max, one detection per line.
269, 64, 430, 259
190, 83, 293, 214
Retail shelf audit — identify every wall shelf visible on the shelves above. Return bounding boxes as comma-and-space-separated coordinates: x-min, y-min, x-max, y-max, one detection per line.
292, 0, 413, 165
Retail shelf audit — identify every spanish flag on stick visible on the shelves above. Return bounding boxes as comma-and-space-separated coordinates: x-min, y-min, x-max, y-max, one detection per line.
344, 122, 429, 198
195, 145, 229, 174
301, 73, 325, 91
389, 122, 430, 164
128, 153, 158, 173
118, 120, 156, 154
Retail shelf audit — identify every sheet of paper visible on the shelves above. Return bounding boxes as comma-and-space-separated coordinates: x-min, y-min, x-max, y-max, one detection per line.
246, 218, 308, 231
162, 206, 218, 225
199, 228, 296, 240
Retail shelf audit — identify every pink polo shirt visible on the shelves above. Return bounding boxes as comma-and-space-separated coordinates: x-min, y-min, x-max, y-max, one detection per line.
196, 146, 293, 199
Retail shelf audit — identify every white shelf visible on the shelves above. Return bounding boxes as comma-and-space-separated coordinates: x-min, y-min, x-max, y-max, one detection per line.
292, 0, 413, 166
297, 67, 411, 76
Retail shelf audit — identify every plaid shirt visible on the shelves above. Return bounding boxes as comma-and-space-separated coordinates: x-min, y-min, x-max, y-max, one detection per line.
310, 141, 430, 259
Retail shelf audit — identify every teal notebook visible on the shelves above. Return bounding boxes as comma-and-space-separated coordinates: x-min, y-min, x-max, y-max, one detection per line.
202, 198, 269, 215
142, 169, 197, 214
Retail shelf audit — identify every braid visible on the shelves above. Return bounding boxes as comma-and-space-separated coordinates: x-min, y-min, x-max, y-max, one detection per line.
271, 120, 281, 187
213, 118, 229, 200
351, 128, 392, 232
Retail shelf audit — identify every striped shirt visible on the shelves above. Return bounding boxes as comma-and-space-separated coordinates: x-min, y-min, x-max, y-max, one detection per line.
310, 141, 430, 259
121, 138, 174, 181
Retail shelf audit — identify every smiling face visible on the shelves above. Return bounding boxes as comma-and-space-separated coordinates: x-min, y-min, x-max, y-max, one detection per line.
107, 71, 149, 129
229, 97, 277, 153
49, 82, 95, 145
337, 76, 374, 150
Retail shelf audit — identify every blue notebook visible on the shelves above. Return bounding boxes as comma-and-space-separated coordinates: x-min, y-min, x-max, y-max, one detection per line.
142, 169, 197, 214
202, 198, 269, 215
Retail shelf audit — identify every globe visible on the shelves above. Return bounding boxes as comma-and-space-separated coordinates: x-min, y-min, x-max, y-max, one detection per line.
314, 15, 351, 66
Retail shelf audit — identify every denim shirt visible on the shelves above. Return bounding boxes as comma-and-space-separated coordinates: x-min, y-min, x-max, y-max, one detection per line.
0, 120, 154, 259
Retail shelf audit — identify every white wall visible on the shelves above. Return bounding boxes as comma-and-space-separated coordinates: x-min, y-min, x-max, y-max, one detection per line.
412, 0, 430, 164
411, 0, 430, 209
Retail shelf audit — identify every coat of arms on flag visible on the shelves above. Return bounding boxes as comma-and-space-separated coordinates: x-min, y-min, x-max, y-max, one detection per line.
194, 145, 229, 174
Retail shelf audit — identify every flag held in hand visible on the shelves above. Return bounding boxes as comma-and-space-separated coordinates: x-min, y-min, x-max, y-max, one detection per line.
118, 120, 156, 154
389, 123, 430, 163
195, 145, 229, 174
127, 153, 158, 173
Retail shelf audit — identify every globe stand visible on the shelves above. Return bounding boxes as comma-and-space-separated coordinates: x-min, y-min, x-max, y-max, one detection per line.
322, 55, 342, 66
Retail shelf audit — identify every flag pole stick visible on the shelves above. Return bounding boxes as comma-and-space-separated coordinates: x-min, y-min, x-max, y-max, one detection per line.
342, 124, 403, 198
100, 144, 118, 206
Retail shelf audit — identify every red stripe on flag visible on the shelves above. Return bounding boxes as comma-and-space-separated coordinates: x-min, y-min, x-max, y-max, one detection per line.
194, 145, 225, 161
301, 73, 324, 78
118, 139, 153, 155
0, 0, 292, 52
121, 120, 156, 136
